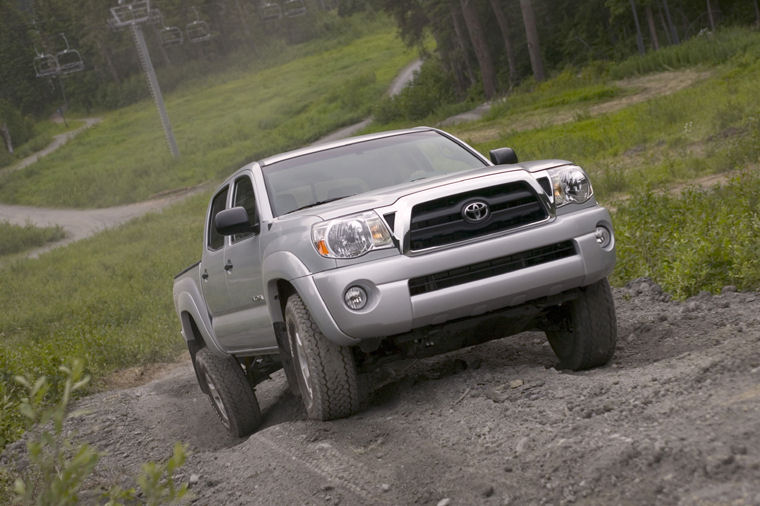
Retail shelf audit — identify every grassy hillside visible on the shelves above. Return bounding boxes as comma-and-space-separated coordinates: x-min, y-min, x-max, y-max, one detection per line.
0, 22, 414, 208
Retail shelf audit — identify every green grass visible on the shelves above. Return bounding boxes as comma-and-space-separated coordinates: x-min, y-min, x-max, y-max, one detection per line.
0, 193, 207, 449
0, 120, 82, 169
486, 68, 622, 119
0, 221, 66, 256
0, 26, 414, 208
611, 172, 760, 298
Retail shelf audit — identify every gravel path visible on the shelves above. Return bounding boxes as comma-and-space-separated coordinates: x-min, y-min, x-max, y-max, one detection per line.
4, 279, 758, 504
0, 186, 207, 259
0, 118, 101, 176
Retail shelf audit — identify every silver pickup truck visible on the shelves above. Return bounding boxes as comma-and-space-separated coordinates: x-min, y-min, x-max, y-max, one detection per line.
173, 127, 617, 437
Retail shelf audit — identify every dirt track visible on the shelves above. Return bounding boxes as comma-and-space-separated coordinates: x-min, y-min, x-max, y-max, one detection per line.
5, 278, 758, 504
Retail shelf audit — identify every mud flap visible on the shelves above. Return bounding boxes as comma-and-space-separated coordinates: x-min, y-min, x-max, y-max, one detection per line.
274, 322, 301, 395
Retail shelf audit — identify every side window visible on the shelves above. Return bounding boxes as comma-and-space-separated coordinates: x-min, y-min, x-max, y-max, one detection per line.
207, 186, 229, 251
232, 175, 258, 243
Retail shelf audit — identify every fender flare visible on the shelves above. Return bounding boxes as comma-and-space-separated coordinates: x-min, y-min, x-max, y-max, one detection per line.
173, 275, 226, 356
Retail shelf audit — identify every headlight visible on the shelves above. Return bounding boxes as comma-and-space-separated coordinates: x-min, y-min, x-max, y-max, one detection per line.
312, 211, 393, 258
548, 166, 593, 206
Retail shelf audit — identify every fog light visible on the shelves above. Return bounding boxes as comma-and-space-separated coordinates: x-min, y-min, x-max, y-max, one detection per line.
344, 286, 368, 310
595, 226, 612, 248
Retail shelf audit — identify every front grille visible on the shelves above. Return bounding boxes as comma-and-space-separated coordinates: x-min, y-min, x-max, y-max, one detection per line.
408, 241, 576, 296
408, 182, 547, 251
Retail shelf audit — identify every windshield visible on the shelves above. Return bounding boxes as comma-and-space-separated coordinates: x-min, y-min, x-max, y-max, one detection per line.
263, 130, 487, 216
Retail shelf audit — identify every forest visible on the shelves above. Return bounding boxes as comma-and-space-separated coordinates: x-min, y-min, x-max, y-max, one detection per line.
1, 0, 759, 125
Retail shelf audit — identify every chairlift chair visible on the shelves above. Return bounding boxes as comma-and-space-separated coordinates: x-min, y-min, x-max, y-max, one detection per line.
153, 9, 183, 46
33, 51, 59, 78
260, 1, 282, 21
110, 0, 151, 25
56, 34, 85, 75
161, 25, 184, 45
186, 7, 212, 43
283, 0, 307, 17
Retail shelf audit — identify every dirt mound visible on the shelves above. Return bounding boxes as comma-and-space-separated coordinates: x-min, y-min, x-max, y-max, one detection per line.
4, 279, 760, 504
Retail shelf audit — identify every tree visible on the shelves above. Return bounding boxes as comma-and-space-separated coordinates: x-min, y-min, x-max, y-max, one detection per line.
519, 0, 545, 82
459, 0, 497, 97
629, 0, 645, 54
487, 0, 518, 85
645, 3, 660, 50
707, 0, 717, 30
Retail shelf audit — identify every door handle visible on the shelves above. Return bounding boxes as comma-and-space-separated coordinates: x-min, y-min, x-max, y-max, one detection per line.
224, 262, 234, 272
201, 270, 209, 280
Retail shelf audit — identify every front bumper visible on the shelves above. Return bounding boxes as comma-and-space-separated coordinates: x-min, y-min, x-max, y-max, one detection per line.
297, 206, 615, 346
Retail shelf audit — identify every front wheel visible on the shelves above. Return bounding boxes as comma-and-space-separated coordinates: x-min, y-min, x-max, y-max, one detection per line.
544, 278, 617, 371
195, 348, 262, 437
285, 294, 360, 421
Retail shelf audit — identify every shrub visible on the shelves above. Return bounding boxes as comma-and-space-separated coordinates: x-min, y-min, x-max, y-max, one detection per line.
5, 359, 189, 505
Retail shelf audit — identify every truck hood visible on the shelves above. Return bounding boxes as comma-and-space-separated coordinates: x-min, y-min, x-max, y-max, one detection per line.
279, 159, 571, 221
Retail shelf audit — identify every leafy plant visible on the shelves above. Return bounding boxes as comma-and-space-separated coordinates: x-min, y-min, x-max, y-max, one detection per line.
11, 359, 99, 505
104, 443, 188, 506
6, 359, 189, 505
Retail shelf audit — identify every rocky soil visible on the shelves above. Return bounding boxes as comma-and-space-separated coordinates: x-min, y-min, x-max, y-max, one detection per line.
5, 278, 760, 505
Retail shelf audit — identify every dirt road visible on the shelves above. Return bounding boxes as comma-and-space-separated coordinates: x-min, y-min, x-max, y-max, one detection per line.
0, 186, 206, 259
6, 279, 757, 504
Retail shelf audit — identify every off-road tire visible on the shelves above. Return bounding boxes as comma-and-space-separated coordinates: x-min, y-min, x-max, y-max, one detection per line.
545, 278, 617, 371
195, 348, 262, 437
285, 294, 360, 421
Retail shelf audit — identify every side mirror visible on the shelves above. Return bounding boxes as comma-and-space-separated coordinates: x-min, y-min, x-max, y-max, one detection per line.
489, 147, 519, 165
215, 206, 258, 236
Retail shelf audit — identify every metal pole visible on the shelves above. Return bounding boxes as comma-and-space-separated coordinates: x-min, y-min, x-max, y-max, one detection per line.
131, 23, 179, 158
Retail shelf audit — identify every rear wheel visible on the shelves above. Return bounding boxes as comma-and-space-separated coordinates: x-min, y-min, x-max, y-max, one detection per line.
195, 348, 262, 437
285, 294, 360, 420
544, 278, 617, 370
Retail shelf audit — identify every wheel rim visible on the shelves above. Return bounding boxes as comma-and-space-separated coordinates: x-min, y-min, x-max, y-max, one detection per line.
290, 321, 313, 402
203, 366, 231, 429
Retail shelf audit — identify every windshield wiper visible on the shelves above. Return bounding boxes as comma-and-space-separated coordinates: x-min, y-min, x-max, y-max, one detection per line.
288, 195, 355, 214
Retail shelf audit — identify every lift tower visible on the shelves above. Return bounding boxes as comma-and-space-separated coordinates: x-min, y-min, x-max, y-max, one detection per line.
110, 0, 179, 158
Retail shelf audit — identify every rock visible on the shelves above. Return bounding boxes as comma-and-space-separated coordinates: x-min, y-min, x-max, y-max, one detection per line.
482, 486, 495, 497
485, 389, 509, 403
721, 285, 737, 293
510, 379, 524, 389
380, 483, 391, 492
436, 498, 452, 506
189, 474, 200, 485
516, 437, 530, 454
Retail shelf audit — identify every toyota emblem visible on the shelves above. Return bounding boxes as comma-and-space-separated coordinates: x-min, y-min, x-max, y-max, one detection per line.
462, 200, 490, 223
